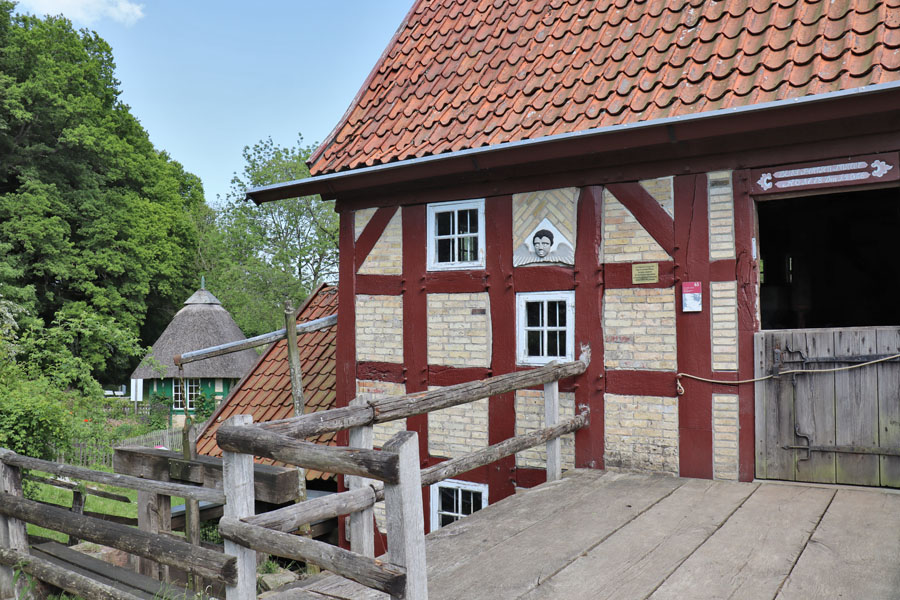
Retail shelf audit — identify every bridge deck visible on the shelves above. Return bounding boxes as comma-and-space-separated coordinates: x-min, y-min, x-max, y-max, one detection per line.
269, 470, 900, 600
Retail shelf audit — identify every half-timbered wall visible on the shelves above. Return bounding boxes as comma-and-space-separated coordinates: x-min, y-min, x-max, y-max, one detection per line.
338, 170, 755, 523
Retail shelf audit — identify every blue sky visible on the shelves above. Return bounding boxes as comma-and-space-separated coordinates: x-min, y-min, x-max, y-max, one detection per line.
15, 0, 416, 205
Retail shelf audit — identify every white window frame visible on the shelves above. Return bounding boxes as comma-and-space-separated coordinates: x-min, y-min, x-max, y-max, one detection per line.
426, 199, 486, 271
516, 291, 575, 366
172, 378, 200, 412
430, 479, 489, 531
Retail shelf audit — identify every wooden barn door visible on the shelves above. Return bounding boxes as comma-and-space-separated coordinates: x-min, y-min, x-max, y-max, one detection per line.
755, 327, 900, 488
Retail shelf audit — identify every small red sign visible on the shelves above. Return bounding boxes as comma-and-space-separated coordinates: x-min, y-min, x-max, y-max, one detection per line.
682, 282, 701, 294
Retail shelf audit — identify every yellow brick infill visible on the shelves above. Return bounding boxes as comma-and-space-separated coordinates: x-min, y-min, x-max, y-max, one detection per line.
604, 393, 679, 475
602, 188, 670, 263
512, 187, 579, 251
355, 295, 404, 363
515, 389, 576, 470
428, 385, 489, 458
710, 281, 738, 371
359, 209, 402, 275
708, 171, 735, 260
713, 393, 739, 481
426, 292, 492, 368
603, 287, 677, 371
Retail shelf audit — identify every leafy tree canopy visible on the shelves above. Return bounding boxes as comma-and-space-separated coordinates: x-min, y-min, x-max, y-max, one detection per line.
0, 3, 203, 388
197, 136, 338, 336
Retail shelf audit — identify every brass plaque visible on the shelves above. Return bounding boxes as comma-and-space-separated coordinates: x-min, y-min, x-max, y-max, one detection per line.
632, 263, 659, 284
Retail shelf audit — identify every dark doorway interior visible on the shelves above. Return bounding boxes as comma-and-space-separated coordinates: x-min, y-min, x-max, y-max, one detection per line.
758, 186, 900, 329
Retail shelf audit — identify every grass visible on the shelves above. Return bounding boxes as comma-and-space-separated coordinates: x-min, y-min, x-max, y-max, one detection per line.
24, 469, 188, 544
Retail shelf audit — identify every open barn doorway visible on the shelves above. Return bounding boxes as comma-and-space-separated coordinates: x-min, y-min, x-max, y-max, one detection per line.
755, 185, 900, 488
758, 186, 900, 330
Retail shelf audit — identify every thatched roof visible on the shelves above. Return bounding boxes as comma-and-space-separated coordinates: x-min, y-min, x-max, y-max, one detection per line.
131, 288, 258, 380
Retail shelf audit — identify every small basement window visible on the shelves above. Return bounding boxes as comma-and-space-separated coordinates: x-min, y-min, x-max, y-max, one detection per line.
758, 186, 900, 329
516, 291, 575, 365
172, 378, 200, 412
426, 199, 485, 270
430, 479, 488, 530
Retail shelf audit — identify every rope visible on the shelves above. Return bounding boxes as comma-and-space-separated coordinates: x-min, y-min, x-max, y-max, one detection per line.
675, 351, 900, 395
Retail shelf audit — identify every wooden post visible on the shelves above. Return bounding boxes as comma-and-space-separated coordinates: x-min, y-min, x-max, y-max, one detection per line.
348, 396, 375, 557
67, 490, 85, 546
182, 416, 203, 592
137, 491, 170, 580
382, 431, 427, 600
0, 450, 27, 600
224, 414, 256, 600
284, 299, 320, 574
544, 380, 561, 482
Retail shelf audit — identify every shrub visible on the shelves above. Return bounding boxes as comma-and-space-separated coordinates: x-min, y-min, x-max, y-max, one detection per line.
0, 374, 72, 460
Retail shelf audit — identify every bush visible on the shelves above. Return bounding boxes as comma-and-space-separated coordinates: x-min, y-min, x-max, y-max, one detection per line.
0, 374, 72, 460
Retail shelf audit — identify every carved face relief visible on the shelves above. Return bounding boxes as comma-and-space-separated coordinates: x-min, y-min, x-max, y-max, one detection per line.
514, 219, 574, 267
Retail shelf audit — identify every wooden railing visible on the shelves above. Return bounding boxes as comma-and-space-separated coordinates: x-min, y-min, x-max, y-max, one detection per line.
215, 349, 591, 599
0, 449, 233, 600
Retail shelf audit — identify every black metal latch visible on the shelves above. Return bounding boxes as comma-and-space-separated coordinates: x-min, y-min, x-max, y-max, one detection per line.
784, 431, 900, 461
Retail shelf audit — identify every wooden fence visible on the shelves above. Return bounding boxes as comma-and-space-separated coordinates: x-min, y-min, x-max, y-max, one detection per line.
1, 350, 590, 600
215, 349, 591, 599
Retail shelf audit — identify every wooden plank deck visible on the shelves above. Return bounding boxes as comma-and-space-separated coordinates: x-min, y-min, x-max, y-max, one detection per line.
268, 471, 900, 600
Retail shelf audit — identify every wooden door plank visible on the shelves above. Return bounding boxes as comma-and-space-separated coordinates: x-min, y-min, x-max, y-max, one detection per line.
766, 332, 796, 480
876, 328, 900, 487
519, 479, 759, 600
777, 489, 900, 599
647, 483, 835, 600
834, 329, 880, 485
428, 472, 684, 600
793, 330, 836, 484
754, 332, 768, 479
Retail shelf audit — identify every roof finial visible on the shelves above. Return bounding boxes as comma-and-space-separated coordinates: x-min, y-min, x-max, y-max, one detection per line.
201, 275, 206, 290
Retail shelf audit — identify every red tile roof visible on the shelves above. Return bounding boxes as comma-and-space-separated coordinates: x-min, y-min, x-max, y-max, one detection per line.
197, 285, 338, 480
309, 0, 900, 176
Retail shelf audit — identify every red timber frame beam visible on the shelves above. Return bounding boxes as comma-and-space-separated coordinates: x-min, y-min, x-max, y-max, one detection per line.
605, 182, 675, 257
733, 171, 760, 482
574, 186, 605, 469
673, 174, 713, 479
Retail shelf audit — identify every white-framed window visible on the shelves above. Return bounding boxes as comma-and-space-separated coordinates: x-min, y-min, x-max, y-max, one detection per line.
172, 378, 200, 412
426, 199, 486, 270
430, 479, 488, 530
516, 291, 575, 366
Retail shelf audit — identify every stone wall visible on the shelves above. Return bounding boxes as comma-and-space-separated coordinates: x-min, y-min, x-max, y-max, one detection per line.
359, 209, 402, 275
514, 389, 576, 470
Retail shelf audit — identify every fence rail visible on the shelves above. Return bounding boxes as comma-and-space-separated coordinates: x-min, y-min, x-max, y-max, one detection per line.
217, 350, 591, 600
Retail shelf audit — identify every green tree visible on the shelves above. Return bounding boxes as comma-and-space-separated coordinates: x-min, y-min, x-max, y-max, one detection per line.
0, 3, 204, 387
199, 136, 338, 336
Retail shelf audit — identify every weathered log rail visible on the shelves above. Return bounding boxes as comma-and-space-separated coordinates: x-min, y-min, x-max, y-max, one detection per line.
216, 350, 591, 600
0, 447, 235, 600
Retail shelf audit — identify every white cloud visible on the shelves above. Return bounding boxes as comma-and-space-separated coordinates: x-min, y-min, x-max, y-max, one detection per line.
17, 0, 145, 26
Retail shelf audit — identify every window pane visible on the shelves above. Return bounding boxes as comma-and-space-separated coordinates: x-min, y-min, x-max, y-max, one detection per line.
441, 514, 456, 527
458, 236, 477, 262
461, 490, 473, 515
437, 238, 454, 263
526, 301, 543, 328
471, 491, 482, 512
527, 330, 543, 356
548, 331, 559, 356
548, 301, 565, 327
436, 211, 454, 236
555, 331, 566, 356
440, 487, 456, 513
458, 209, 477, 234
